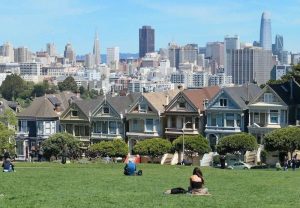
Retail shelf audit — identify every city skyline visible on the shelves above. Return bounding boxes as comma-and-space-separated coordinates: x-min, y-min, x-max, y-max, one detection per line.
0, 0, 300, 54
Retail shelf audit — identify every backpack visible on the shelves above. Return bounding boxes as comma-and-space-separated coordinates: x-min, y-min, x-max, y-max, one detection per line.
170, 187, 187, 194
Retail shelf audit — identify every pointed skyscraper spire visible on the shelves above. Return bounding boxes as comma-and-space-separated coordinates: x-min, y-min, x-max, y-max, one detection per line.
93, 30, 101, 66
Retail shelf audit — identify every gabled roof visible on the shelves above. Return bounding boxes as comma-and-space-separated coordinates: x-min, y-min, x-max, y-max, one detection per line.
268, 79, 300, 105
17, 97, 58, 118
143, 90, 179, 113
182, 86, 220, 111
222, 84, 262, 109
108, 93, 141, 115
74, 96, 104, 117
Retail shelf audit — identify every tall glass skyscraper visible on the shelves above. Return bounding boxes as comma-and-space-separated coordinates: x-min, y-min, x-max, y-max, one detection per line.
139, 26, 155, 58
260, 12, 272, 50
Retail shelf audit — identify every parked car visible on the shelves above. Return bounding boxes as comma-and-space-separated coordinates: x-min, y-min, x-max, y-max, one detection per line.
228, 162, 252, 170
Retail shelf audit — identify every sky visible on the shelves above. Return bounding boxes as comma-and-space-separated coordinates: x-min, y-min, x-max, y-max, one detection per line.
0, 0, 300, 55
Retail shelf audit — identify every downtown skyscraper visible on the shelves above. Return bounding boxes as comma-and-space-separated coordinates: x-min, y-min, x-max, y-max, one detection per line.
139, 26, 155, 58
260, 11, 272, 50
93, 32, 101, 65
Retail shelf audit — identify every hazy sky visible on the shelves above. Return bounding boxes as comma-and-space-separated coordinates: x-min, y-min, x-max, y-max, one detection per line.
0, 0, 299, 55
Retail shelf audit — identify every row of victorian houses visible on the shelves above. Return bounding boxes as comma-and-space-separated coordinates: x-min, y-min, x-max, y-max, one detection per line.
13, 78, 300, 161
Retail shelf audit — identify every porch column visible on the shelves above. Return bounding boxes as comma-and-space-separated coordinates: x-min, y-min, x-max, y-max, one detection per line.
116, 121, 119, 134
72, 124, 75, 136
192, 117, 196, 129
153, 119, 157, 132
234, 114, 237, 127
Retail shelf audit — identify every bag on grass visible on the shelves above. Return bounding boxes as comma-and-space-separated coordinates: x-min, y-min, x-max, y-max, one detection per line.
170, 187, 187, 194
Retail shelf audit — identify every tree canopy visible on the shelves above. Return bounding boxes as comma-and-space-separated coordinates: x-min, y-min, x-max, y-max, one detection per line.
0, 122, 15, 158
264, 127, 300, 158
172, 135, 210, 159
42, 132, 81, 160
133, 138, 172, 161
0, 108, 17, 128
0, 74, 26, 101
268, 64, 300, 84
58, 76, 78, 93
217, 133, 257, 155
89, 139, 128, 158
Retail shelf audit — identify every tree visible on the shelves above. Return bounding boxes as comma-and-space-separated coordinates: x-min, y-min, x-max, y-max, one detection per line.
133, 138, 172, 162
0, 74, 26, 100
173, 135, 210, 160
0, 109, 17, 128
0, 122, 15, 158
264, 127, 300, 159
217, 133, 257, 155
58, 76, 78, 92
89, 139, 128, 158
42, 132, 81, 160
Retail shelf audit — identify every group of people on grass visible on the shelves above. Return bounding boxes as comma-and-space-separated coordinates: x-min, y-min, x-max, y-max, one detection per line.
123, 158, 209, 195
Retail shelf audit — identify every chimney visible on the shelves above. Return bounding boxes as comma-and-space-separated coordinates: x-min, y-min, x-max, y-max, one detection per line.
165, 95, 169, 106
177, 85, 184, 91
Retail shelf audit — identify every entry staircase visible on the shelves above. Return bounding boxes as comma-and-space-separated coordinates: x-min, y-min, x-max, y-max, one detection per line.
200, 152, 214, 166
161, 152, 179, 165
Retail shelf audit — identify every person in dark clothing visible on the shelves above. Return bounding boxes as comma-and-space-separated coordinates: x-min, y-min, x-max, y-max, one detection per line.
188, 167, 209, 195
2, 158, 14, 172
124, 159, 142, 176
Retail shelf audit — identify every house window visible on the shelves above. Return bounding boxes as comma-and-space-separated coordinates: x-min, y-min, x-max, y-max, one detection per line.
45, 122, 51, 134
16, 141, 24, 155
101, 121, 108, 134
118, 122, 123, 134
211, 114, 216, 126
95, 122, 101, 133
254, 113, 260, 123
109, 121, 116, 134
178, 101, 185, 108
171, 116, 176, 128
270, 110, 279, 124
236, 114, 241, 127
20, 120, 27, 132
185, 117, 193, 128
66, 124, 73, 134
139, 104, 147, 113
264, 93, 274, 103
145, 119, 154, 132
85, 126, 90, 136
220, 99, 227, 107
103, 107, 109, 114
132, 119, 138, 131
195, 118, 199, 129
71, 110, 78, 117
75, 126, 80, 136
37, 121, 43, 134
226, 113, 234, 127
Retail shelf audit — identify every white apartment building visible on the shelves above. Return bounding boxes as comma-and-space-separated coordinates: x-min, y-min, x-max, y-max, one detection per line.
107, 47, 120, 70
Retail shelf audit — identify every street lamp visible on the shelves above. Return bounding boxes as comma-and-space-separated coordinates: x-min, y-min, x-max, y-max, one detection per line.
182, 121, 191, 163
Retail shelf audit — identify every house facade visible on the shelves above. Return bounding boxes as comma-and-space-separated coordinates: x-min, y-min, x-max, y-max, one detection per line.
164, 86, 220, 141
126, 91, 178, 153
248, 80, 300, 143
205, 84, 261, 149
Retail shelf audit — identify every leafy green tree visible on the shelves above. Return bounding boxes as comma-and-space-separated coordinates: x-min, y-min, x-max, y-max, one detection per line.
217, 133, 257, 155
133, 138, 172, 162
0, 109, 17, 128
0, 74, 26, 100
32, 83, 46, 97
0, 122, 15, 158
264, 127, 300, 159
58, 76, 78, 92
173, 135, 210, 160
42, 132, 81, 160
89, 139, 128, 158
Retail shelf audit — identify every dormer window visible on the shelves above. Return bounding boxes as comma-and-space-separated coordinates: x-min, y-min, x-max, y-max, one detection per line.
264, 93, 274, 103
220, 99, 227, 107
139, 103, 147, 113
103, 107, 110, 114
71, 110, 78, 117
178, 97, 186, 109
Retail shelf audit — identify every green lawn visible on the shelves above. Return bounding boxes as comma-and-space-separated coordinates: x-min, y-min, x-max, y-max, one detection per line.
1, 162, 300, 208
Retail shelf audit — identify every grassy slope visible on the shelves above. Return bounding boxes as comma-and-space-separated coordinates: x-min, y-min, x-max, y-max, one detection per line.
1, 163, 300, 208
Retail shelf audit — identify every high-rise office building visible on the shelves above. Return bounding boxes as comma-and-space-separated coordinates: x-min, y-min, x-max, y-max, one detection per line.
227, 47, 273, 85
179, 44, 198, 65
0, 42, 14, 62
224, 36, 240, 75
107, 47, 120, 70
168, 43, 180, 69
64, 43, 76, 64
260, 11, 272, 50
93, 32, 101, 65
274, 35, 283, 53
46, 43, 56, 57
85, 53, 94, 68
206, 42, 224, 74
14, 47, 29, 63
139, 26, 155, 58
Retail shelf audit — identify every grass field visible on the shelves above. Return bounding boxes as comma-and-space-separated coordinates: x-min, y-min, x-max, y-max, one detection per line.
1, 162, 300, 208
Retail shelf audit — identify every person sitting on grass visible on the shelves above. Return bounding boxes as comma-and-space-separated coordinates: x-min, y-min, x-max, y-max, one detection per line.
124, 159, 142, 176
2, 158, 15, 173
188, 167, 209, 195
